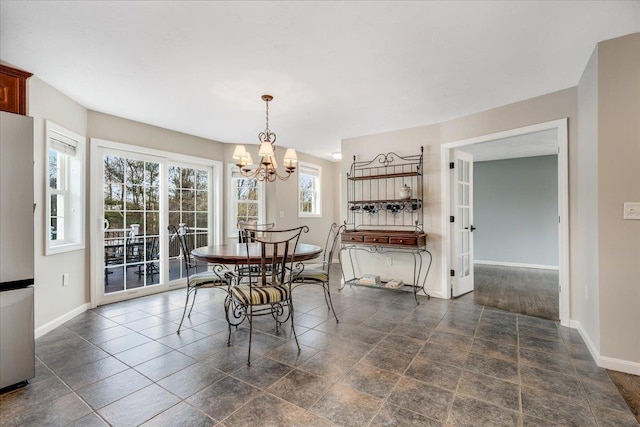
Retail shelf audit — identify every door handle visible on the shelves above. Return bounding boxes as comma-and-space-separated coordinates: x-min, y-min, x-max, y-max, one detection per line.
464, 225, 477, 232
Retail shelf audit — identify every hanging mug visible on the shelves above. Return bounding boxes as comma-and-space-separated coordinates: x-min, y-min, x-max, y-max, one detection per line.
399, 184, 412, 200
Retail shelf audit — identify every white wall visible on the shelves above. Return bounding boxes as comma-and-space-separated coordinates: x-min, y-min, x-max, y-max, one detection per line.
28, 77, 88, 330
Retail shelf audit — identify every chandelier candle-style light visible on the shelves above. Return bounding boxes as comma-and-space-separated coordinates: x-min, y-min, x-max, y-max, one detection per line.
233, 94, 297, 182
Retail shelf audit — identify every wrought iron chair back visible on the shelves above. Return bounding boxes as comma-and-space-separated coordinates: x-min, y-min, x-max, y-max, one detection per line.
292, 223, 345, 322
237, 221, 275, 243
227, 225, 308, 364
322, 223, 346, 274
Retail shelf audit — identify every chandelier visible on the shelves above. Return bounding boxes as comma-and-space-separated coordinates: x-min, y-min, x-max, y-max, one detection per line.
232, 94, 297, 182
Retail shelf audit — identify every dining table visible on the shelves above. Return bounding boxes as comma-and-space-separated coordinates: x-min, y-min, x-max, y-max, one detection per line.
191, 242, 322, 265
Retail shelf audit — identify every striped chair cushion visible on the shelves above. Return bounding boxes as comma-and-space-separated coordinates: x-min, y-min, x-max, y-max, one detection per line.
189, 271, 231, 288
295, 268, 328, 282
231, 284, 290, 305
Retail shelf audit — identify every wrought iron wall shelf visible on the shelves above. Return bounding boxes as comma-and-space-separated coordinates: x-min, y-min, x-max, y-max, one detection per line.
341, 147, 431, 303
348, 171, 421, 181
345, 148, 424, 230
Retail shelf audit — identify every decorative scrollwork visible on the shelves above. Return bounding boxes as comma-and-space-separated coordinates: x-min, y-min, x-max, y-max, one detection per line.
225, 294, 246, 326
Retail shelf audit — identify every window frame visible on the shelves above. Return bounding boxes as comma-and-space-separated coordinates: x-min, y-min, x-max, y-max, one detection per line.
298, 161, 322, 218
227, 164, 266, 238
45, 121, 85, 255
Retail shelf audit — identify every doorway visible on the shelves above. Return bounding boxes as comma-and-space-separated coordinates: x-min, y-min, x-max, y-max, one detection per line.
441, 119, 570, 326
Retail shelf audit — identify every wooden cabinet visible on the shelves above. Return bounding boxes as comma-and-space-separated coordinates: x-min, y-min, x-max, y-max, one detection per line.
341, 229, 426, 248
0, 65, 32, 116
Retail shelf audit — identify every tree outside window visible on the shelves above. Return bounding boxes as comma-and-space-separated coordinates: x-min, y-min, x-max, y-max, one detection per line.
46, 121, 85, 255
298, 162, 321, 217
228, 165, 264, 237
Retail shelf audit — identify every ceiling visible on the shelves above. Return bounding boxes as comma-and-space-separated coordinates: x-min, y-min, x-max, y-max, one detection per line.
1, 2, 638, 161
457, 129, 558, 162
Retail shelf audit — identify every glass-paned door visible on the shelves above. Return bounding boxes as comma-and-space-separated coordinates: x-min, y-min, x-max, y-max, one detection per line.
103, 154, 161, 295
451, 149, 474, 297
168, 163, 211, 281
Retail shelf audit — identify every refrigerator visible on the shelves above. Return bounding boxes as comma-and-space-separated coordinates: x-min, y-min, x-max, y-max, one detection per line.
0, 111, 35, 390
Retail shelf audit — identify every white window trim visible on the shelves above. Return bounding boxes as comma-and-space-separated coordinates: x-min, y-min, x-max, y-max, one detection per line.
45, 121, 85, 255
227, 164, 266, 238
298, 161, 322, 218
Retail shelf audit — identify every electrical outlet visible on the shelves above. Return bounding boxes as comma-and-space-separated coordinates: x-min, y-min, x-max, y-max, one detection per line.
62, 273, 69, 287
623, 202, 640, 220
386, 257, 393, 266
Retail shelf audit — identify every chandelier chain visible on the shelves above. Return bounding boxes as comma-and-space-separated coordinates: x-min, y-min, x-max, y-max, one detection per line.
265, 97, 270, 133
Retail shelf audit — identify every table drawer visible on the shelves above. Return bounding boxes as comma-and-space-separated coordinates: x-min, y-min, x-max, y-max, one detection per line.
342, 234, 364, 243
389, 236, 418, 246
364, 235, 389, 244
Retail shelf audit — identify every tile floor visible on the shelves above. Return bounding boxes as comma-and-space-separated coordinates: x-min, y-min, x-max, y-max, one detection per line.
1, 275, 637, 426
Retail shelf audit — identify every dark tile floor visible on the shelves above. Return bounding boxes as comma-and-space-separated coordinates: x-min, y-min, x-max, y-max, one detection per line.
1, 273, 638, 426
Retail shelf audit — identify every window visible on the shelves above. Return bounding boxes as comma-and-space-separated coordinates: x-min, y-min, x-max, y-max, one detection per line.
228, 165, 265, 237
298, 162, 321, 217
46, 121, 85, 254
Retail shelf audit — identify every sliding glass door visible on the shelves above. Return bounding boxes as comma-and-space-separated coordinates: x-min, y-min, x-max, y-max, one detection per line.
102, 153, 161, 295
95, 145, 216, 305
168, 163, 211, 281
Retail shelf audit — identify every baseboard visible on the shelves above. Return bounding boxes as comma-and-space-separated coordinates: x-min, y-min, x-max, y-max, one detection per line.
599, 356, 640, 375
425, 289, 447, 299
570, 319, 640, 375
35, 303, 90, 339
474, 260, 559, 270
570, 319, 600, 364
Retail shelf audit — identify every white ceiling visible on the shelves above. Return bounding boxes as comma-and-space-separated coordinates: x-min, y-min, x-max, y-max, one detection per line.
1, 2, 638, 161
457, 129, 558, 162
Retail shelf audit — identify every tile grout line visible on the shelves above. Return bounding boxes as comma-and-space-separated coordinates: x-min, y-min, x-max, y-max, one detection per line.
31, 354, 111, 426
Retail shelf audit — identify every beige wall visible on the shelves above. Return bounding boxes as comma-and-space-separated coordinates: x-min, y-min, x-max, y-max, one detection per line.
26, 97, 337, 329
576, 46, 601, 351
341, 33, 640, 370
223, 143, 339, 249
28, 77, 88, 329
87, 111, 225, 160
342, 89, 577, 298
597, 34, 640, 364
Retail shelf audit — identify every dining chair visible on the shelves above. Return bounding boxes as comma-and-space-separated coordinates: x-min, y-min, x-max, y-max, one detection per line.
293, 223, 345, 322
237, 220, 275, 243
168, 224, 232, 334
236, 221, 275, 279
226, 225, 308, 365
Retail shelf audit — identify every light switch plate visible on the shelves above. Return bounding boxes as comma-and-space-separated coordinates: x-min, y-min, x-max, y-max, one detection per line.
623, 202, 640, 220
